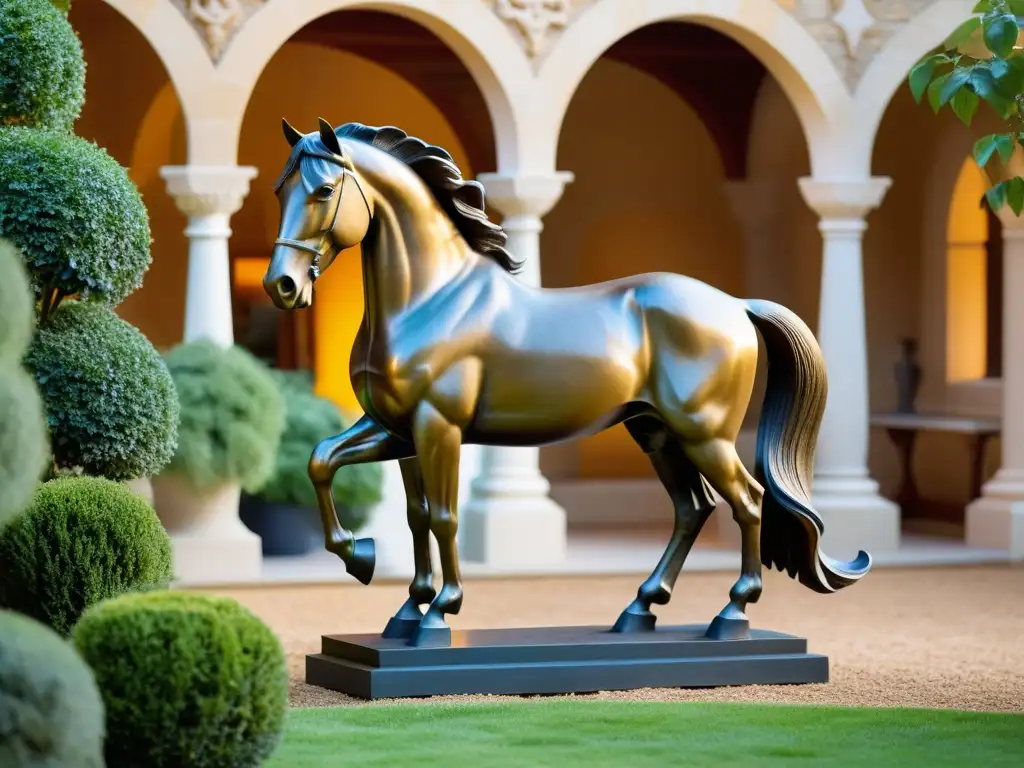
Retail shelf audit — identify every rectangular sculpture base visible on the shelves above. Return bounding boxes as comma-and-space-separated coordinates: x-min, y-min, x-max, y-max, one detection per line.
305, 624, 829, 700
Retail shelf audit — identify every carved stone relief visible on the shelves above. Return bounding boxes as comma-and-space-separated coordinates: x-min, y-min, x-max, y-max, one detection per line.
171, 0, 266, 63
491, 0, 594, 64
788, 0, 933, 90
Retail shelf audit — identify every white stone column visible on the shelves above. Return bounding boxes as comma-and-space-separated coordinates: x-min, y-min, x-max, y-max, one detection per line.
966, 210, 1024, 558
161, 165, 257, 347
156, 165, 259, 585
459, 171, 574, 568
798, 177, 901, 558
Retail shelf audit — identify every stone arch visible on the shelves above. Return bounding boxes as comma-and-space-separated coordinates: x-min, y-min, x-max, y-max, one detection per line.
854, 0, 973, 175
534, 0, 852, 176
101, 0, 214, 161
219, 0, 530, 170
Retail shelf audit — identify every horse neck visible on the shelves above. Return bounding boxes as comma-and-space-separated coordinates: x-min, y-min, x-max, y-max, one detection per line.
359, 179, 471, 331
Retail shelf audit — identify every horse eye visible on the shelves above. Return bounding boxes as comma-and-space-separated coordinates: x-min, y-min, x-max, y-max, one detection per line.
316, 184, 335, 200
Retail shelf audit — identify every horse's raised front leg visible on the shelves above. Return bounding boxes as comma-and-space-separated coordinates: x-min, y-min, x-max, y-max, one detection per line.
309, 414, 415, 585
381, 457, 436, 639
613, 417, 718, 633
407, 400, 463, 648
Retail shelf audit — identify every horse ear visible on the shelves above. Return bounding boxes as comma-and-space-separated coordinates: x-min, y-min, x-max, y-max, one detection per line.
318, 117, 343, 156
282, 118, 303, 147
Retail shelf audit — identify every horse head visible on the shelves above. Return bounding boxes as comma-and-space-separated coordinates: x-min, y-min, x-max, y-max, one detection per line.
263, 117, 373, 310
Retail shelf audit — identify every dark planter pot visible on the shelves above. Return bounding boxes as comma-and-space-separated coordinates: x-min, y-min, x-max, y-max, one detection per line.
239, 494, 321, 557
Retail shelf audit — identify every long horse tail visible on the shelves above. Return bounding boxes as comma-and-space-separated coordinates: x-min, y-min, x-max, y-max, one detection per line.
744, 298, 871, 594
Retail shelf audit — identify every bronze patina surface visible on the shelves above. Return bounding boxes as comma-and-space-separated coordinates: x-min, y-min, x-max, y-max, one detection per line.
263, 118, 870, 649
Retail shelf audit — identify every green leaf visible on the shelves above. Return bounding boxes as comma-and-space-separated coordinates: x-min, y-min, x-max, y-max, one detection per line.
909, 54, 952, 102
986, 180, 1009, 210
983, 11, 1019, 57
936, 68, 973, 110
945, 17, 983, 49
928, 72, 952, 111
969, 65, 1017, 114
1008, 176, 1024, 214
952, 85, 981, 124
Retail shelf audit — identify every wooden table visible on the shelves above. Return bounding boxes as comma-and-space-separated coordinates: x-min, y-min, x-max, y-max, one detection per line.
871, 412, 1001, 521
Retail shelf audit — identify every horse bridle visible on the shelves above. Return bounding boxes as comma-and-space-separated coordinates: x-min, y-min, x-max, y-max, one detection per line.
273, 150, 371, 282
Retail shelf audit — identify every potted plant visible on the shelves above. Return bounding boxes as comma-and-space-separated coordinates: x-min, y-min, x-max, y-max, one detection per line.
152, 341, 284, 583
241, 370, 382, 556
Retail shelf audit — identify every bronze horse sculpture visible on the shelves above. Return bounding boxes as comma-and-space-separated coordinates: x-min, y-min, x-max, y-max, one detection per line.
263, 118, 871, 648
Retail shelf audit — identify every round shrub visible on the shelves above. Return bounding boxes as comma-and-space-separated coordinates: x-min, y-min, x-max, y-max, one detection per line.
26, 301, 179, 480
0, 127, 151, 305
165, 340, 285, 494
256, 370, 380, 530
0, 369, 48, 530
0, 476, 173, 635
0, 239, 34, 363
0, 609, 104, 768
74, 591, 288, 768
0, 0, 85, 132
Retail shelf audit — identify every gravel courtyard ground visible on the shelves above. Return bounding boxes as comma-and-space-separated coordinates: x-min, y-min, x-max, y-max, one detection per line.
203, 564, 1024, 713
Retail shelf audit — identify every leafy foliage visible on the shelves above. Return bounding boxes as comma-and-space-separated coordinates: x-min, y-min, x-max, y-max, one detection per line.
909, 1, 1024, 213
255, 371, 381, 528
0, 0, 85, 132
0, 369, 48, 530
0, 609, 105, 768
0, 127, 152, 306
25, 301, 179, 481
0, 476, 173, 636
0, 239, 33, 364
0, 240, 47, 529
74, 591, 288, 768
164, 341, 285, 493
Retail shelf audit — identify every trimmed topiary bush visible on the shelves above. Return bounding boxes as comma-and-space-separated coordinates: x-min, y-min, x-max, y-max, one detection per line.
0, 476, 173, 635
0, 239, 33, 364
0, 127, 151, 307
165, 340, 285, 494
25, 300, 179, 481
74, 591, 288, 768
0, 369, 48, 530
0, 0, 85, 132
256, 370, 381, 530
0, 609, 105, 767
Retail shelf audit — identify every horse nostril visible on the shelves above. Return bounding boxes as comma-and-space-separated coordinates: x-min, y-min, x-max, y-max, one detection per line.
277, 275, 296, 297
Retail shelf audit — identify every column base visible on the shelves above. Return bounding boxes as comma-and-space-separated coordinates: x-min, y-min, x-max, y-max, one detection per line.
171, 530, 262, 585
460, 494, 568, 569
811, 485, 901, 558
965, 496, 1024, 559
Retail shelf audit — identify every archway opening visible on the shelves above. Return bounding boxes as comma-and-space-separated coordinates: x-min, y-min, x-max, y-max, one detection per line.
234, 10, 495, 416
68, 0, 187, 350
538, 21, 815, 530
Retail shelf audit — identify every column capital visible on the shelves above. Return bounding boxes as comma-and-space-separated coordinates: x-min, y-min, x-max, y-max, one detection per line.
477, 171, 575, 220
996, 207, 1024, 231
798, 177, 892, 221
722, 180, 781, 227
161, 165, 258, 218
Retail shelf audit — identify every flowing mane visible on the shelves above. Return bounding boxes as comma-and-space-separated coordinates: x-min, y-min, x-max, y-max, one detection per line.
275, 121, 520, 274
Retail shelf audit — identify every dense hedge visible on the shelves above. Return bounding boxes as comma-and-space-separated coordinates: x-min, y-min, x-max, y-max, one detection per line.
74, 591, 288, 768
0, 127, 151, 306
0, 609, 105, 767
25, 301, 179, 481
256, 370, 380, 529
0, 0, 85, 132
0, 476, 173, 635
0, 369, 48, 530
165, 341, 285, 493
0, 239, 33, 364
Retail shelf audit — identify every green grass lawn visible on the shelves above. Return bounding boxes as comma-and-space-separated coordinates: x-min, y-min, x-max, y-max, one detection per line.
269, 700, 1023, 768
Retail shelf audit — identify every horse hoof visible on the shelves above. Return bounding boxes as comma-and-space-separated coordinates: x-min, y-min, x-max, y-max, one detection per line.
346, 537, 376, 585
704, 613, 750, 641
408, 612, 451, 648
382, 614, 421, 639
610, 604, 657, 633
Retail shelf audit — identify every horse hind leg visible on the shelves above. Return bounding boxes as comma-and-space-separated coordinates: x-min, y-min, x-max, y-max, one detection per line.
612, 416, 718, 633
681, 438, 764, 640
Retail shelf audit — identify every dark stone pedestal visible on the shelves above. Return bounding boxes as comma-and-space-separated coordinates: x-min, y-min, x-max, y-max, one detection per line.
305, 624, 828, 700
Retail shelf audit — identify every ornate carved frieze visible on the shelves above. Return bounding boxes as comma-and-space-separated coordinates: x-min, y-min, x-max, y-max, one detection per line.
491, 0, 594, 63
171, 0, 266, 63
788, 0, 932, 90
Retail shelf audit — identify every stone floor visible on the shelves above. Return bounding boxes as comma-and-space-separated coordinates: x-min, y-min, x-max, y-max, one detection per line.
201, 564, 1024, 713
